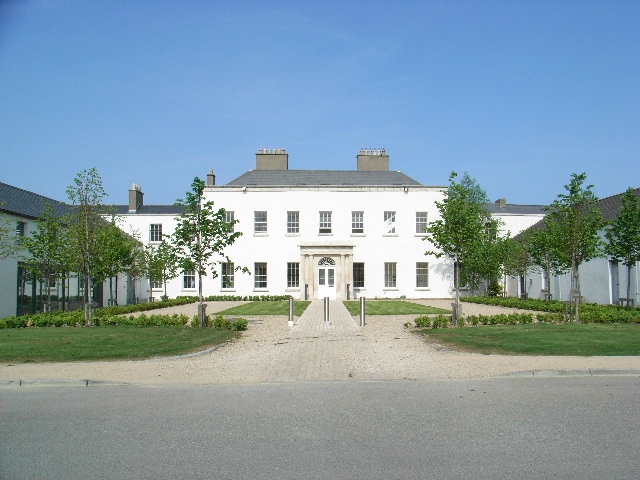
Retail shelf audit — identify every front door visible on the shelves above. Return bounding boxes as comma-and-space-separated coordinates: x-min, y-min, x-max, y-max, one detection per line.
318, 267, 336, 299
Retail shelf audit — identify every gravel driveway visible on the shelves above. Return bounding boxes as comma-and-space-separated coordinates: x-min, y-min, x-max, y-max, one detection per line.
1, 300, 638, 385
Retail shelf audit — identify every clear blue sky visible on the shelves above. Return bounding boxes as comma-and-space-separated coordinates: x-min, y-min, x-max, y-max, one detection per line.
1, 1, 638, 207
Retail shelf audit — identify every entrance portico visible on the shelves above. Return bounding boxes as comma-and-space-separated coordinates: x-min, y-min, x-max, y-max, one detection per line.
300, 242, 354, 300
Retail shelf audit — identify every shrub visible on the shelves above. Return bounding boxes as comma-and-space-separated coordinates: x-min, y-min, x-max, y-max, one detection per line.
213, 315, 233, 330
432, 314, 451, 329
414, 316, 432, 328
231, 318, 248, 331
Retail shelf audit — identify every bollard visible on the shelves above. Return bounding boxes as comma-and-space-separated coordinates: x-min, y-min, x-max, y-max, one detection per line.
324, 297, 330, 324
288, 297, 294, 326
360, 296, 366, 326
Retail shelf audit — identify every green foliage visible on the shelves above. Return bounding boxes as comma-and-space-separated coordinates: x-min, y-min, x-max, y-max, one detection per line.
487, 282, 503, 297
0, 202, 22, 260
605, 188, 640, 305
414, 316, 432, 328
230, 318, 248, 331
423, 172, 505, 296
144, 240, 180, 298
431, 314, 451, 329
171, 177, 247, 304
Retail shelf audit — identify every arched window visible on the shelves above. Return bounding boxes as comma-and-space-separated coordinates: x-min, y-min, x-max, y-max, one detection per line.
318, 256, 336, 266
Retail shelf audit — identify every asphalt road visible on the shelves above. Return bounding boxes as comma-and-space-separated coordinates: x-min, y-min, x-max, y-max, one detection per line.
1, 376, 638, 479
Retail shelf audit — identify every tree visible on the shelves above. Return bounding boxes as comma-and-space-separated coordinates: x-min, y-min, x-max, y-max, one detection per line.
21, 203, 71, 312
423, 172, 501, 322
144, 240, 179, 300
605, 188, 640, 307
92, 217, 141, 306
0, 203, 21, 260
543, 173, 604, 321
502, 232, 542, 299
170, 177, 246, 325
65, 168, 112, 324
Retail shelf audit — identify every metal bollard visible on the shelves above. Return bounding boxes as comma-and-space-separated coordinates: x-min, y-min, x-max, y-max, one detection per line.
324, 297, 330, 324
360, 296, 366, 326
288, 297, 294, 326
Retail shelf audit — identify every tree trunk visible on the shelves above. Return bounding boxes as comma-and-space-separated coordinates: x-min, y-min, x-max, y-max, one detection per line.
626, 264, 632, 308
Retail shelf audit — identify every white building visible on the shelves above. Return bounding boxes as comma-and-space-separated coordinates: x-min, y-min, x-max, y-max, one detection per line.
505, 188, 640, 305
118, 150, 546, 301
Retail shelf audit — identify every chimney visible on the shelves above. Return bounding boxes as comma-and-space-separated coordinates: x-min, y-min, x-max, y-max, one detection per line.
256, 148, 288, 170
357, 149, 389, 171
129, 183, 143, 213
207, 169, 216, 186
496, 198, 507, 208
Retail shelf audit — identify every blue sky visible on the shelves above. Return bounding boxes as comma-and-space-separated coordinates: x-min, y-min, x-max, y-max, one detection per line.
1, 1, 638, 207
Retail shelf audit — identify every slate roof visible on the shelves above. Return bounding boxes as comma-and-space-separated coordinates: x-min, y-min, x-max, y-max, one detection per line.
0, 182, 71, 219
226, 169, 424, 186
515, 187, 640, 238
485, 203, 547, 215
113, 205, 185, 215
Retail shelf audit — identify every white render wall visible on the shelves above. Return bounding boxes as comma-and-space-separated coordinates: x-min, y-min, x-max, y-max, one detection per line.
119, 185, 456, 300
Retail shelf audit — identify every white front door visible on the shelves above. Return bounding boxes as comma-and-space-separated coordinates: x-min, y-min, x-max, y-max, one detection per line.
318, 267, 336, 299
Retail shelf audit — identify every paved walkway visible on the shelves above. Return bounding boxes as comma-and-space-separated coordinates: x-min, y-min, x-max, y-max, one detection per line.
2, 299, 639, 386
266, 300, 363, 382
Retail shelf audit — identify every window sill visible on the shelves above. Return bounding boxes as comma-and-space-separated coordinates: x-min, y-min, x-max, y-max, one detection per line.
254, 233, 269, 237
285, 288, 300, 292
286, 233, 301, 237
351, 233, 366, 237
382, 234, 398, 237
415, 288, 431, 291
318, 233, 333, 236
182, 289, 197, 292
253, 289, 269, 292
383, 288, 399, 291
221, 288, 236, 292
414, 234, 428, 237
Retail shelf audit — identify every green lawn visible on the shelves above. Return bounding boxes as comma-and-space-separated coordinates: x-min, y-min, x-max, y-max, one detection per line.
0, 326, 239, 363
420, 323, 640, 356
343, 300, 451, 316
217, 301, 311, 316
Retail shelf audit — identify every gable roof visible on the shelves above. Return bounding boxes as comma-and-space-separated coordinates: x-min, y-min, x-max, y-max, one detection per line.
226, 169, 423, 187
515, 187, 640, 238
0, 182, 71, 219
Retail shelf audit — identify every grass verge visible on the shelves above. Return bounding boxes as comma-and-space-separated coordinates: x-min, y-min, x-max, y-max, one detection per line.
0, 326, 239, 363
419, 323, 640, 356
217, 301, 310, 316
343, 300, 451, 316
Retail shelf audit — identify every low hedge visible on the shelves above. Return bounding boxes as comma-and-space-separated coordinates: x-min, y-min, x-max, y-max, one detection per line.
462, 296, 640, 315
191, 314, 248, 331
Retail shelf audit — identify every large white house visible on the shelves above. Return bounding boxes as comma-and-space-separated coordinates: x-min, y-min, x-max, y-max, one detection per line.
117, 150, 546, 302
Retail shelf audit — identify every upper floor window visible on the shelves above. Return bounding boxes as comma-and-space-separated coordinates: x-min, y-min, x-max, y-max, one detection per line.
287, 211, 299, 234
352, 211, 364, 234
254, 211, 267, 234
150, 224, 162, 242
225, 211, 235, 233
15, 221, 26, 243
384, 211, 396, 234
319, 211, 332, 234
415, 212, 428, 234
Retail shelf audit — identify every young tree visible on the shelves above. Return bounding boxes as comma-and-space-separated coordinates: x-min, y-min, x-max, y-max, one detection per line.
423, 172, 501, 322
605, 188, 640, 307
65, 168, 112, 324
92, 217, 141, 306
21, 203, 72, 312
170, 177, 246, 325
543, 173, 604, 321
0, 203, 21, 260
502, 232, 540, 299
144, 240, 179, 300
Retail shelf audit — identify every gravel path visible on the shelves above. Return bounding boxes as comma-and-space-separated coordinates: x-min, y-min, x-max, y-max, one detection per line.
1, 300, 638, 385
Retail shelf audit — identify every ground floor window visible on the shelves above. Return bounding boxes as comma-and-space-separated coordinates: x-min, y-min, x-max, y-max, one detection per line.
151, 280, 162, 289
255, 262, 267, 289
183, 271, 196, 289
222, 262, 234, 289
287, 262, 299, 288
416, 262, 429, 287
384, 262, 397, 288
353, 262, 365, 288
